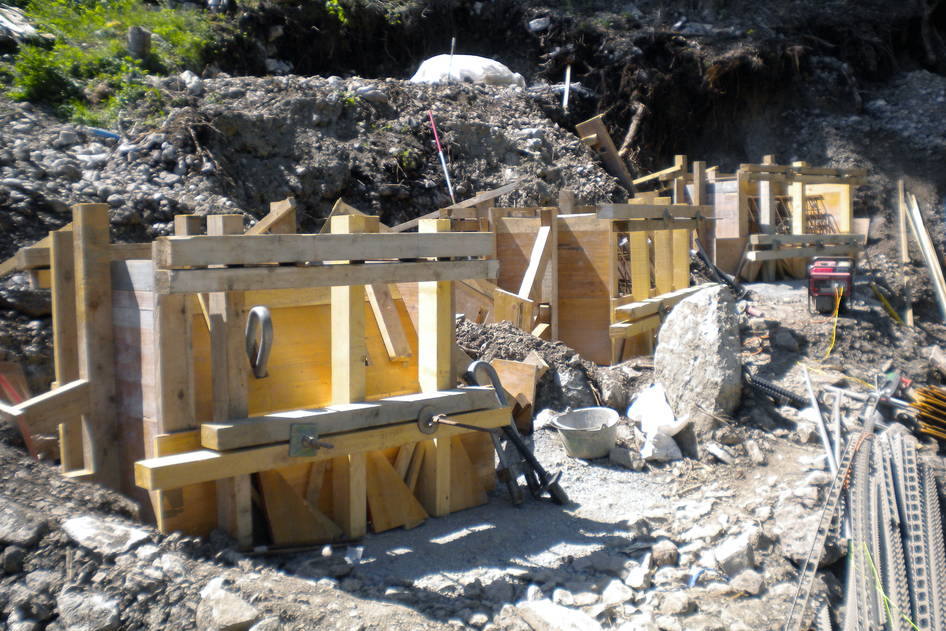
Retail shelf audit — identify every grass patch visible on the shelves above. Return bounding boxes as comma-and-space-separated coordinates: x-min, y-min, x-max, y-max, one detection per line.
7, 0, 218, 126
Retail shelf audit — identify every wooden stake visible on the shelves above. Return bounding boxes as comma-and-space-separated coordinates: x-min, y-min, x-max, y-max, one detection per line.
51, 229, 83, 472
898, 179, 914, 326
417, 218, 453, 516
790, 161, 808, 234
207, 214, 252, 548
330, 213, 377, 539
73, 204, 119, 486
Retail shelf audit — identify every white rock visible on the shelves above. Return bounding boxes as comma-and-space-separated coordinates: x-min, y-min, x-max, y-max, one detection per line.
714, 535, 755, 576
624, 565, 652, 589
196, 577, 261, 631
62, 516, 149, 557
600, 579, 635, 606
730, 569, 764, 595
515, 599, 602, 631
641, 431, 682, 462
657, 591, 693, 615
57, 589, 119, 631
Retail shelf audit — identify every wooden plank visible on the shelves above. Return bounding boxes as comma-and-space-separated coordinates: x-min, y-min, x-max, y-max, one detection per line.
365, 451, 428, 532
73, 204, 120, 488
153, 431, 217, 537
629, 231, 650, 302
441, 180, 524, 211
559, 189, 576, 214
448, 437, 488, 512
614, 284, 715, 321
749, 233, 865, 245
417, 218, 454, 517
492, 288, 535, 330
490, 359, 539, 409
906, 194, 946, 321
632, 164, 685, 186
745, 244, 862, 262
517, 225, 552, 301
393, 443, 416, 479
898, 180, 913, 326
330, 213, 374, 539
609, 314, 662, 338
611, 219, 700, 233
207, 214, 252, 549
260, 469, 342, 545
13, 379, 89, 435
136, 407, 510, 491
598, 204, 708, 220
653, 230, 673, 295
671, 229, 690, 291
249, 198, 296, 235
156, 259, 499, 294
50, 230, 83, 471
366, 283, 412, 361
153, 232, 495, 269
173, 214, 204, 236
575, 114, 635, 190
202, 388, 499, 451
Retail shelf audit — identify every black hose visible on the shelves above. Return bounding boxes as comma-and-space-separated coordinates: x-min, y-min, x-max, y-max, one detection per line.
743, 367, 808, 408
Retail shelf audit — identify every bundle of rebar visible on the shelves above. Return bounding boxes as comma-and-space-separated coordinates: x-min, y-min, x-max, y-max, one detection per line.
911, 385, 946, 441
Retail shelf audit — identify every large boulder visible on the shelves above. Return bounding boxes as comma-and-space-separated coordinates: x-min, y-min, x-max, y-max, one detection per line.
654, 286, 741, 455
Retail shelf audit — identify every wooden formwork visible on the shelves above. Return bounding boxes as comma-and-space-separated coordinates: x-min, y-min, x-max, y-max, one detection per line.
632, 154, 866, 279
405, 186, 708, 366
0, 200, 505, 547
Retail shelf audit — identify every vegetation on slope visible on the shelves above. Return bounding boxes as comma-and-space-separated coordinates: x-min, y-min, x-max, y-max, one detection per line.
4, 0, 218, 126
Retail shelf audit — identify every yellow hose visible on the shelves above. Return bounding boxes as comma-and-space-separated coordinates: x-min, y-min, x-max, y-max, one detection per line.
823, 286, 844, 360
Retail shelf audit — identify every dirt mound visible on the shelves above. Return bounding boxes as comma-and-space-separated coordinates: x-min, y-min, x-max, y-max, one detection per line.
456, 319, 646, 413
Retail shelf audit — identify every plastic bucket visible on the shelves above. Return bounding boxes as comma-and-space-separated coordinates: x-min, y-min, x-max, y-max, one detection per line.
551, 407, 619, 459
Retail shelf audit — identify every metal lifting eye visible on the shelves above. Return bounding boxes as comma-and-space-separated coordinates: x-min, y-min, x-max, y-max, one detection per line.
245, 306, 273, 379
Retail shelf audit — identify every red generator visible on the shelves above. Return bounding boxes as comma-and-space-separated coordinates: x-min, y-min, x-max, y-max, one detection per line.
807, 256, 855, 314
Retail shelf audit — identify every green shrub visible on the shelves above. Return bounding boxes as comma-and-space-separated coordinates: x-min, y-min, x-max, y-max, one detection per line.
8, 0, 217, 124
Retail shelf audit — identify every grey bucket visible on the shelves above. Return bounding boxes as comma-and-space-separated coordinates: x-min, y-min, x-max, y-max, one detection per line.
552, 407, 619, 459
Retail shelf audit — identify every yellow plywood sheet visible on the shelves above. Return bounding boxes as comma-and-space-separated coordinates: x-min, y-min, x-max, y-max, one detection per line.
494, 216, 542, 292
192, 298, 419, 420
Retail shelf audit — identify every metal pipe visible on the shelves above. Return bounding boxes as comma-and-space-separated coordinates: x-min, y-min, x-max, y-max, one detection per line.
802, 366, 838, 475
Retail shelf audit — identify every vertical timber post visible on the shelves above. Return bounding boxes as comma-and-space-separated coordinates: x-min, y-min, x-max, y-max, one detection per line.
418, 218, 454, 516
208, 214, 252, 548
791, 161, 808, 234
759, 155, 776, 281
331, 213, 378, 538
51, 229, 83, 472
73, 203, 119, 486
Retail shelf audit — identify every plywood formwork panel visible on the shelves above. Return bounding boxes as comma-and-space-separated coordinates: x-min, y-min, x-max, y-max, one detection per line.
557, 214, 614, 365
191, 300, 420, 420
493, 215, 542, 292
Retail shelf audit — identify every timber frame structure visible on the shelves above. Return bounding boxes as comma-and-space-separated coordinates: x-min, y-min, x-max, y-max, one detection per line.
386, 187, 710, 366
631, 154, 867, 279
0, 201, 507, 547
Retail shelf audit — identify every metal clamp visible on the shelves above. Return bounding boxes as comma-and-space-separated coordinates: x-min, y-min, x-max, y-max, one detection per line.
289, 424, 334, 457
245, 305, 273, 379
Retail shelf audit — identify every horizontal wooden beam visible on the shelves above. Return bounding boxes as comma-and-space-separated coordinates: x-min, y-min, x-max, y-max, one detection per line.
154, 232, 495, 269
610, 314, 662, 338
202, 387, 501, 451
156, 259, 499, 294
7, 242, 152, 273
0, 379, 89, 436
743, 173, 864, 186
632, 165, 685, 186
611, 219, 700, 233
443, 180, 525, 210
598, 204, 711, 220
749, 233, 865, 246
739, 164, 867, 177
614, 284, 717, 322
136, 407, 511, 491
745, 244, 862, 262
